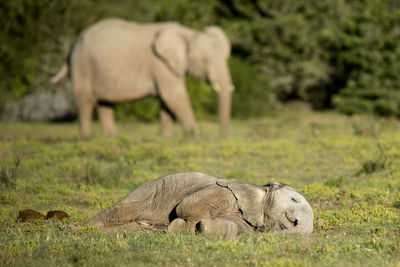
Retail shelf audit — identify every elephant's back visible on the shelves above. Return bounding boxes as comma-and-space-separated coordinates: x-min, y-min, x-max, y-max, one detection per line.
82, 18, 176, 44
86, 18, 140, 32
72, 18, 164, 101
82, 19, 152, 46
121, 172, 221, 204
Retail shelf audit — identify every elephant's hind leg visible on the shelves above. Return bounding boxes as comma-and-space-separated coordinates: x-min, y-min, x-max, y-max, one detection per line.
72, 56, 95, 137
76, 100, 95, 137
97, 104, 117, 137
68, 202, 139, 233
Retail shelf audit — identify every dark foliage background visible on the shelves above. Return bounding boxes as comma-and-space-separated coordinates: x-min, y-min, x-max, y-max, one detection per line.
1, 0, 400, 120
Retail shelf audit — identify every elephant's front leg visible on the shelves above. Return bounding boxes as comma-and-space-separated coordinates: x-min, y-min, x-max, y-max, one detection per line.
167, 186, 239, 235
168, 218, 195, 233
157, 76, 198, 135
160, 107, 174, 138
197, 217, 242, 237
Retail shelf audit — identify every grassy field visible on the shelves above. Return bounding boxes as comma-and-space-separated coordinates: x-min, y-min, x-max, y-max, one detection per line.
0, 105, 399, 266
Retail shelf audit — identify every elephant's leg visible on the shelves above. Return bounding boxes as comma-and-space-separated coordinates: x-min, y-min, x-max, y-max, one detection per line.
197, 217, 242, 237
170, 186, 241, 236
158, 81, 198, 135
67, 202, 140, 233
168, 218, 195, 233
72, 72, 95, 137
77, 102, 94, 137
160, 106, 174, 138
97, 104, 117, 137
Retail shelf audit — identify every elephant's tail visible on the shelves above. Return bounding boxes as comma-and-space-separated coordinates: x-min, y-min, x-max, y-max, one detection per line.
50, 63, 68, 84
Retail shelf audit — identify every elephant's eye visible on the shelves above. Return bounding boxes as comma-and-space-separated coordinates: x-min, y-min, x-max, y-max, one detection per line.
294, 219, 298, 227
291, 197, 298, 203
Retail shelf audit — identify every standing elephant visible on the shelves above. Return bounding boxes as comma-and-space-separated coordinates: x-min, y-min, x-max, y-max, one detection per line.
68, 172, 314, 236
51, 18, 234, 137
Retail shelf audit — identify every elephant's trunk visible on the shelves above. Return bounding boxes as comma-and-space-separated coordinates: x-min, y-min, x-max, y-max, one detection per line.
218, 89, 232, 136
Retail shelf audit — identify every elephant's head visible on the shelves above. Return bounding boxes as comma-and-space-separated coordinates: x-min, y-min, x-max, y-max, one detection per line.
263, 183, 314, 233
217, 181, 314, 234
153, 24, 234, 136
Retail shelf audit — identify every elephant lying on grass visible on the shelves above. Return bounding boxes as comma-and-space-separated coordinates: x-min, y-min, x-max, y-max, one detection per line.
68, 172, 313, 236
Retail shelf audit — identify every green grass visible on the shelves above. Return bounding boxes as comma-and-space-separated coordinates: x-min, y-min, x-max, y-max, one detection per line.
1, 105, 399, 266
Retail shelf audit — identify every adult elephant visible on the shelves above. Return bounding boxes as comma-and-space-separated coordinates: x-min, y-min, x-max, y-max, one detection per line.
68, 172, 314, 236
51, 18, 234, 137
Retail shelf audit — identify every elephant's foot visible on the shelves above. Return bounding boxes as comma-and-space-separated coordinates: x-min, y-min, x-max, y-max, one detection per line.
160, 108, 174, 138
160, 129, 173, 138
102, 128, 117, 138
100, 120, 117, 137
196, 218, 240, 237
160, 127, 173, 138
182, 126, 198, 137
79, 128, 92, 138
77, 103, 94, 138
97, 105, 117, 137
168, 218, 195, 233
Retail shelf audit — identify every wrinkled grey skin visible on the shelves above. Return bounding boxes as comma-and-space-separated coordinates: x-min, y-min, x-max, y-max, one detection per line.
51, 18, 233, 137
68, 172, 313, 236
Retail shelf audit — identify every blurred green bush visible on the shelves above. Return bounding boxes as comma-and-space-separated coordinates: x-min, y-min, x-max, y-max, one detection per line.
229, 57, 275, 118
2, 0, 400, 119
217, 0, 400, 116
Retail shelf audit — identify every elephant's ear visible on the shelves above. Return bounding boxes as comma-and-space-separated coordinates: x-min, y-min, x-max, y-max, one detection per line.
152, 27, 187, 77
216, 181, 266, 227
204, 26, 231, 59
